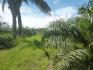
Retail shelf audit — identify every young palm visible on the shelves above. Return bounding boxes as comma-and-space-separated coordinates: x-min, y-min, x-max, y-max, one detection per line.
2, 0, 51, 39
43, 18, 93, 70
42, 0, 93, 70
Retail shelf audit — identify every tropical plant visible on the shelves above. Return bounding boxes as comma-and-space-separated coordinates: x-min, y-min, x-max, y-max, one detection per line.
43, 19, 89, 48
42, 18, 93, 70
2, 0, 51, 39
78, 0, 93, 32
42, 0, 93, 69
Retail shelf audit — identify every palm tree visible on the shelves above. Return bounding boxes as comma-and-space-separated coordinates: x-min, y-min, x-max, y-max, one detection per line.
2, 0, 51, 39
43, 18, 93, 70
42, 0, 93, 70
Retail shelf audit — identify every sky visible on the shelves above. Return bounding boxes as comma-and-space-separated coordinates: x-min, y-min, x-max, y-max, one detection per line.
0, 0, 88, 28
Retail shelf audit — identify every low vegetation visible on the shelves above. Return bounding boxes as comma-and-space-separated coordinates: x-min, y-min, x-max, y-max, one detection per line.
0, 35, 51, 70
0, 36, 13, 49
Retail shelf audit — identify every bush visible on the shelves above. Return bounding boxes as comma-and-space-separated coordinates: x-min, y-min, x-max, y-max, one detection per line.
0, 36, 13, 49
33, 39, 42, 47
23, 28, 36, 37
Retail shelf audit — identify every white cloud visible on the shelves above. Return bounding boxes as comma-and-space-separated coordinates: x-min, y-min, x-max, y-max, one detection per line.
21, 15, 55, 28
0, 4, 77, 28
0, 4, 12, 25
55, 7, 77, 19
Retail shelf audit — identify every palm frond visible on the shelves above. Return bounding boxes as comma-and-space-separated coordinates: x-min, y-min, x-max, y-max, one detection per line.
43, 19, 89, 48
78, 0, 93, 16
42, 20, 70, 48
30, 0, 51, 14
70, 27, 89, 46
23, 0, 28, 4
54, 49, 91, 70
2, 0, 7, 11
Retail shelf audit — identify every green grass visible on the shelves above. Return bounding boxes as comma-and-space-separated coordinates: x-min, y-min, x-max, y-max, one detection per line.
0, 32, 11, 37
0, 35, 50, 70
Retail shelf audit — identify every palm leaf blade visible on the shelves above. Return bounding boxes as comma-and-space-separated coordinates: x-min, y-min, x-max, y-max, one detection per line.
55, 49, 91, 70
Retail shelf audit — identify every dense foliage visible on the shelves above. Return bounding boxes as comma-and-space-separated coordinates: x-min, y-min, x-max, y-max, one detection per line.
0, 36, 13, 49
42, 18, 93, 70
0, 0, 93, 70
42, 0, 93, 69
23, 27, 36, 37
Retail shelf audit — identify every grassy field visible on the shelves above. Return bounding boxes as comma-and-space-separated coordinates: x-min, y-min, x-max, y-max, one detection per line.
0, 35, 52, 70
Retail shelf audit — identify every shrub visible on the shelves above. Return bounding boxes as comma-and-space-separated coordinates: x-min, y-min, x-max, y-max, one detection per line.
0, 36, 13, 49
23, 28, 36, 37
33, 39, 42, 47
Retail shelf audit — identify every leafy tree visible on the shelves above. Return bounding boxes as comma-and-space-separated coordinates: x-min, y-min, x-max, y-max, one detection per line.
2, 0, 51, 39
79, 0, 93, 32
0, 17, 10, 33
23, 27, 36, 37
1, 22, 10, 32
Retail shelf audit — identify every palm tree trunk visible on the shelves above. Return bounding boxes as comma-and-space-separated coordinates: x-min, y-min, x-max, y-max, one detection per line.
10, 9, 17, 39
0, 23, 2, 31
18, 10, 22, 36
12, 15, 17, 39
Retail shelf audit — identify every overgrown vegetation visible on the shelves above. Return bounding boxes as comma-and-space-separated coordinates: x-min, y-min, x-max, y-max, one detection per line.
0, 35, 51, 70
0, 0, 93, 70
0, 36, 13, 49
42, 0, 93, 70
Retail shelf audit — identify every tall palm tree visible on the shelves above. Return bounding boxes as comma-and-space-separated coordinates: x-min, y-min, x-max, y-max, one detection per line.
2, 0, 51, 39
